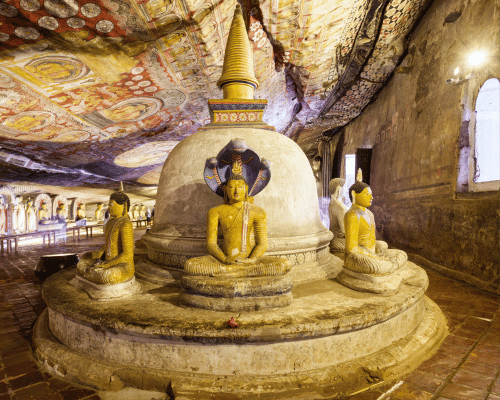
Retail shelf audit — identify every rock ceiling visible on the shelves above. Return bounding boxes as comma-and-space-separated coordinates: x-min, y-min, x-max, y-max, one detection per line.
0, 0, 430, 191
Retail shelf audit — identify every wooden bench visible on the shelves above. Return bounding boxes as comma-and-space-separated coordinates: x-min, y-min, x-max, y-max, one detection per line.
132, 219, 148, 228
66, 224, 104, 241
0, 230, 59, 253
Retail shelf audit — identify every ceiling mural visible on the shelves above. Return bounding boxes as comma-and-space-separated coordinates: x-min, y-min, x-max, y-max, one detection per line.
0, 0, 430, 190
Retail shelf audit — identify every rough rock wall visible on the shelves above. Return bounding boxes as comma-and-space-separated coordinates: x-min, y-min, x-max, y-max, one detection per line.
341, 0, 500, 292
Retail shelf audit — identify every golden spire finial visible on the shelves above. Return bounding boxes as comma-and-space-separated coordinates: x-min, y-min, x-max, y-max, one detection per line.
217, 4, 259, 99
356, 168, 363, 183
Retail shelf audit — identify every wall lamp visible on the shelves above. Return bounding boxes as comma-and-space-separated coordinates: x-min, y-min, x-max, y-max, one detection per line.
446, 51, 486, 84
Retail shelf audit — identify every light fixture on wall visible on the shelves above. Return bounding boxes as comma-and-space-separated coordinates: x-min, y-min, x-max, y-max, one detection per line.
468, 51, 486, 66
446, 50, 486, 84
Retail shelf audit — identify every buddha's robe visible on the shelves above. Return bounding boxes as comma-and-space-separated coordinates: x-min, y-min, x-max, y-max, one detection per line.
329, 198, 348, 252
77, 216, 135, 284
344, 205, 407, 275
185, 201, 290, 277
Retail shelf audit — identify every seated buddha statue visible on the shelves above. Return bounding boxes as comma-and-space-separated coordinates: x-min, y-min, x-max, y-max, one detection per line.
328, 178, 348, 254
94, 203, 104, 221
337, 170, 408, 294
75, 203, 86, 221
55, 204, 67, 221
38, 201, 51, 224
185, 163, 290, 278
76, 191, 135, 284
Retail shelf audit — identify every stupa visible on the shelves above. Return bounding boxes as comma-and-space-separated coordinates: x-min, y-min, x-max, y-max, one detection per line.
34, 6, 447, 399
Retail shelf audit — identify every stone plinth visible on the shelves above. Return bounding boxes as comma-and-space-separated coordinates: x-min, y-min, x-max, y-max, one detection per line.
35, 262, 447, 399
69, 275, 142, 301
180, 274, 293, 311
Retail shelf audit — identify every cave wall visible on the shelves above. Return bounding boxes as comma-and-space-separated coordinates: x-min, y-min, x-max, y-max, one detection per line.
341, 0, 500, 292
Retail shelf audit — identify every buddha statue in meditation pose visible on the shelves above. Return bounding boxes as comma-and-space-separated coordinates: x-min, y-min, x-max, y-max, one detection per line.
76, 203, 86, 221
328, 178, 348, 254
184, 139, 290, 278
38, 201, 51, 223
55, 204, 67, 221
337, 170, 408, 294
95, 203, 104, 221
77, 191, 135, 284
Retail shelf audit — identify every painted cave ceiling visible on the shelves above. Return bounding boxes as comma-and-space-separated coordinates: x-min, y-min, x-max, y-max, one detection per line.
0, 0, 430, 191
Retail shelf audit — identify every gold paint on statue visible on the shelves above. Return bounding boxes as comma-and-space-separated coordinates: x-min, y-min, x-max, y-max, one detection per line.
185, 163, 289, 277
217, 4, 259, 100
77, 193, 135, 284
344, 170, 406, 275
76, 204, 86, 220
39, 202, 50, 221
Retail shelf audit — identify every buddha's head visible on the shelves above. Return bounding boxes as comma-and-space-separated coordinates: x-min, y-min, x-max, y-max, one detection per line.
349, 181, 372, 208
28, 198, 33, 206
329, 178, 346, 199
41, 201, 47, 210
223, 161, 249, 204
224, 177, 248, 204
109, 191, 130, 218
78, 204, 84, 210
96, 203, 103, 210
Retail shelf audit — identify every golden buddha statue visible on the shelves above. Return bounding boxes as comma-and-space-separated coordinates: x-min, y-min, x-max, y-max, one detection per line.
39, 201, 50, 223
55, 204, 67, 221
185, 144, 290, 278
77, 191, 135, 284
338, 170, 407, 294
76, 203, 86, 221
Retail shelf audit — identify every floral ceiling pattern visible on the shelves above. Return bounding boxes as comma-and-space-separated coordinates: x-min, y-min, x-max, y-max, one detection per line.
0, 0, 430, 187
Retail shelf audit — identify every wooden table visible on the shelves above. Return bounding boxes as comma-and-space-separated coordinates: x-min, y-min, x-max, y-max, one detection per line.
132, 220, 148, 228
0, 230, 58, 253
67, 224, 104, 241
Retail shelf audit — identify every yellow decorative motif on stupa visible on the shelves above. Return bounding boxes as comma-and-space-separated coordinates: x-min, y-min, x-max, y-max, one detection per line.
217, 4, 259, 100
204, 4, 270, 128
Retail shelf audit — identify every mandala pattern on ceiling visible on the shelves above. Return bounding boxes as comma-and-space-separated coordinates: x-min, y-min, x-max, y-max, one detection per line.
113, 141, 178, 168
20, 0, 41, 12
3, 111, 56, 132
81, 3, 101, 18
67, 17, 86, 28
131, 67, 145, 75
95, 20, 114, 33
44, 0, 79, 18
14, 27, 40, 40
24, 56, 89, 84
0, 3, 19, 17
38, 16, 59, 30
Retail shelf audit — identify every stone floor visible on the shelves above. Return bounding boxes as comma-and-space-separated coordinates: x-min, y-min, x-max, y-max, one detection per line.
0, 230, 499, 400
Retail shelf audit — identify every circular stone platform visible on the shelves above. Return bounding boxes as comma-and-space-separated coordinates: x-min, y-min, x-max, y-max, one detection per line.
34, 262, 447, 399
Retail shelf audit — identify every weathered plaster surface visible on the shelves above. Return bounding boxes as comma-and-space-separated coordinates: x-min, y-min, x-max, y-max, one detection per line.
342, 0, 500, 292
